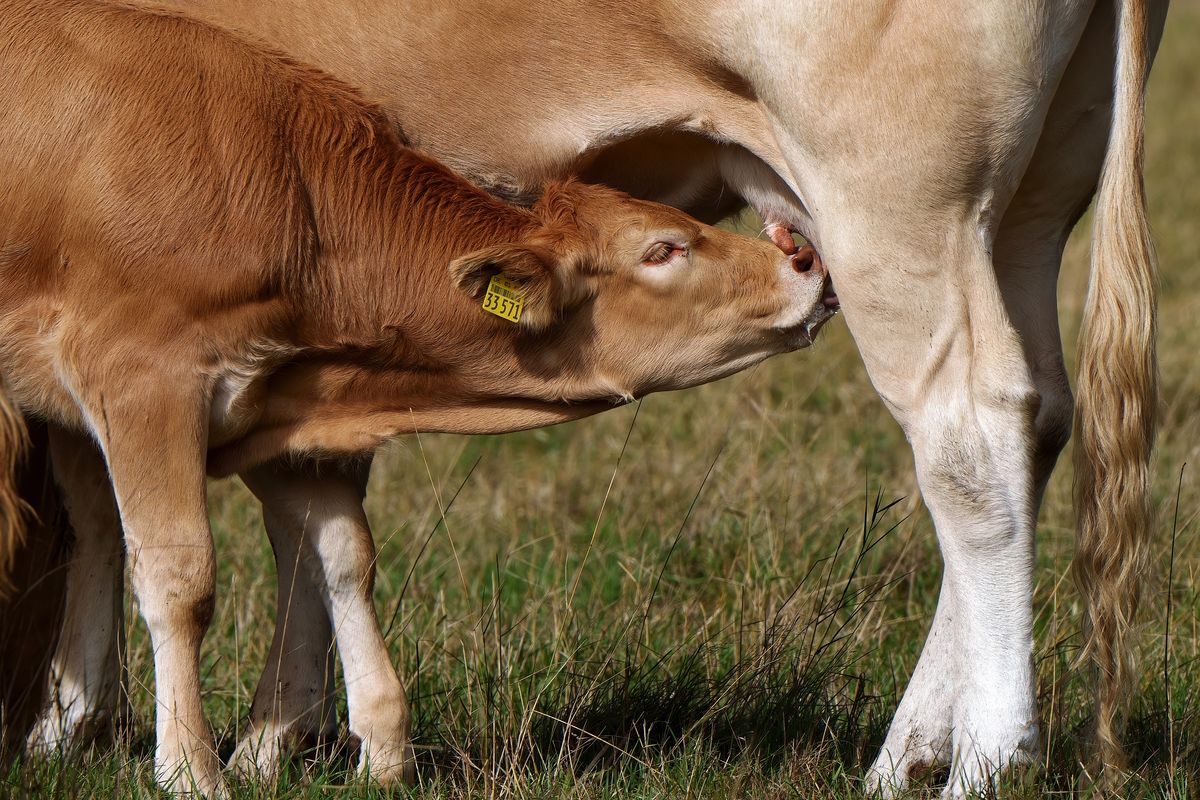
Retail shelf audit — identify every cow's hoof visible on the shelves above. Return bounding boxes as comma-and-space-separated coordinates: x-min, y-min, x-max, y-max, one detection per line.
27, 707, 114, 756
941, 718, 1039, 799
865, 733, 951, 797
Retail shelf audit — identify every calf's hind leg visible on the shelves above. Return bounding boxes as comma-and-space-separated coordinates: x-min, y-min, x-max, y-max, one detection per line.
27, 426, 127, 754
239, 459, 413, 785
228, 506, 339, 780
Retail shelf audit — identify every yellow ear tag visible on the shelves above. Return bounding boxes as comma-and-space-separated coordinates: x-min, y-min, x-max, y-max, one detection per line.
482, 275, 524, 323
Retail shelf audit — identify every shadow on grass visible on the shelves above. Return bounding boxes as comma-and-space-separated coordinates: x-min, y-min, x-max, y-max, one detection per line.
408, 491, 907, 788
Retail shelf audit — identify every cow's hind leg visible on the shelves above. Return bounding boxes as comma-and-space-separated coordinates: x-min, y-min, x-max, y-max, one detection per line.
865, 580, 956, 789
825, 226, 1041, 798
239, 459, 412, 785
853, 225, 1072, 794
865, 230, 1074, 799
27, 426, 127, 754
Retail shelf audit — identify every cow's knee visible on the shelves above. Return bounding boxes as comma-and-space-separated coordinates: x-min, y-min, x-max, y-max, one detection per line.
910, 378, 1041, 541
919, 379, 1040, 464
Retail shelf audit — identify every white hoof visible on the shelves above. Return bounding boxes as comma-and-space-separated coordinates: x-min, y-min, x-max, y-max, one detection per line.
357, 737, 416, 786
27, 705, 114, 756
940, 718, 1039, 798
866, 729, 952, 797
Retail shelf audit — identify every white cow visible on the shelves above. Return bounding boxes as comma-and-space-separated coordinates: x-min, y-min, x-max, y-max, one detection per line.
21, 0, 1168, 796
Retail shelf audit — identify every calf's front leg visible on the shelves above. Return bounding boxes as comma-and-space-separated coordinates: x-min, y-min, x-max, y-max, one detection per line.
239, 458, 413, 785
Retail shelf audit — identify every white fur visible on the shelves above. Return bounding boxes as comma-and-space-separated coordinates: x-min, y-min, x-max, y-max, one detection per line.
237, 463, 413, 783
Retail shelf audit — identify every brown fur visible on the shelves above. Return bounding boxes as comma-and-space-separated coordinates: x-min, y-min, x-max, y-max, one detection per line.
135, 0, 1165, 781
0, 0, 820, 466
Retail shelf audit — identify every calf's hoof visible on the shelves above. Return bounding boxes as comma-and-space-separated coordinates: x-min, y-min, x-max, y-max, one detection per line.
229, 717, 338, 783
356, 736, 416, 785
228, 726, 287, 784
27, 707, 115, 757
157, 750, 227, 799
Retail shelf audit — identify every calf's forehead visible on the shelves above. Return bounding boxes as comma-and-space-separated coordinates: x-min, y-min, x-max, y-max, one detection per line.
573, 192, 698, 235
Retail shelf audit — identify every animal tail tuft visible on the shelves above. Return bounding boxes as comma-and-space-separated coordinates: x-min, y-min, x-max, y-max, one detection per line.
1072, 0, 1157, 778
0, 381, 33, 596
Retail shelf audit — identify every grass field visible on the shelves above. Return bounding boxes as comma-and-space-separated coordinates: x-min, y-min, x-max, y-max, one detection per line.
5, 5, 1200, 799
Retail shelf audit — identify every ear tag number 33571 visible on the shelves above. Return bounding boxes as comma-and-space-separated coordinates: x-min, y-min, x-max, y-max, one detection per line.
483, 275, 524, 323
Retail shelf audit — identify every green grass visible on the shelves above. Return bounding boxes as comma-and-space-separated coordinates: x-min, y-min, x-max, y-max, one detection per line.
6, 4, 1200, 798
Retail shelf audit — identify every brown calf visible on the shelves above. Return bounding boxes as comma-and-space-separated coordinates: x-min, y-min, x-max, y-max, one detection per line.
0, 0, 833, 793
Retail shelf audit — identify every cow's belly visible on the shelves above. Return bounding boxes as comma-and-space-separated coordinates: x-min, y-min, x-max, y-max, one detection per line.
576, 134, 746, 224
144, 0, 790, 224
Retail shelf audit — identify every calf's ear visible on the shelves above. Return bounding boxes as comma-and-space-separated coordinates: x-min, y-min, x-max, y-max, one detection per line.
450, 244, 561, 331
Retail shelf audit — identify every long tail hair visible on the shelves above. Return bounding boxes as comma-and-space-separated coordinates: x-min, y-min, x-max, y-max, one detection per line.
1072, 0, 1157, 775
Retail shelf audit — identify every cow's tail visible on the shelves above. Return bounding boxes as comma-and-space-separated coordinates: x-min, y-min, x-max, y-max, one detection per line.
1072, 0, 1156, 775
0, 378, 32, 596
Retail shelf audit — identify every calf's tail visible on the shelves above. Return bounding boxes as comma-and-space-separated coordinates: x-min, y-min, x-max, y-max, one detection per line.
0, 381, 31, 594
0, 382, 70, 753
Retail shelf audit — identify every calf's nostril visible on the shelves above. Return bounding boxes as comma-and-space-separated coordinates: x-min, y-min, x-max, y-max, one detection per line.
790, 244, 824, 275
790, 248, 815, 273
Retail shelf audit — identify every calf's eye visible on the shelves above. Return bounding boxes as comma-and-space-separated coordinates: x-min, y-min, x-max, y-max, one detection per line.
642, 242, 686, 266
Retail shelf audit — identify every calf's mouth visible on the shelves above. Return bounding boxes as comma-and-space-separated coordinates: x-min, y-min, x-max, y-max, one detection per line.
787, 244, 839, 344
822, 276, 839, 309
